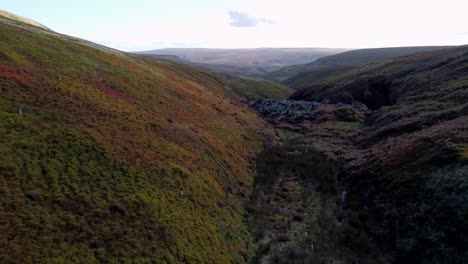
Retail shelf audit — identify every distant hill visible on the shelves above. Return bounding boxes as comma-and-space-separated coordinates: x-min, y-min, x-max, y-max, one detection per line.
138, 54, 189, 63
290, 45, 466, 107
267, 46, 453, 88
138, 54, 293, 101
136, 48, 348, 78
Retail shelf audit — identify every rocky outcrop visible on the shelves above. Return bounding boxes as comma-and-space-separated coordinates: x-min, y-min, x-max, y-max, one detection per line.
250, 99, 370, 132
26, 190, 41, 201
250, 99, 323, 116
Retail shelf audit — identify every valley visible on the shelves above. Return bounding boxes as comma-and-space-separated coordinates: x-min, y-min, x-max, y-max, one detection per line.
247, 45, 468, 263
0, 8, 467, 264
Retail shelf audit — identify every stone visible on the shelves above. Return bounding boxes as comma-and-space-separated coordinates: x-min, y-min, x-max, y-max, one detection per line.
26, 190, 40, 201
110, 202, 126, 215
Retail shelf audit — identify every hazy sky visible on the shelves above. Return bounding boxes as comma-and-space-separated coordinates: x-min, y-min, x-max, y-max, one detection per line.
2, 0, 468, 51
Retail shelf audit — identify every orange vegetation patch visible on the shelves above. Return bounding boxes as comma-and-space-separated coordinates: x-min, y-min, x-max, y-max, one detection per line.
0, 64, 35, 87
93, 81, 137, 107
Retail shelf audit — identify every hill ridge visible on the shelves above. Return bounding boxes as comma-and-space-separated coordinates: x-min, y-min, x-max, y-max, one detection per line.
267, 46, 454, 87
0, 9, 50, 30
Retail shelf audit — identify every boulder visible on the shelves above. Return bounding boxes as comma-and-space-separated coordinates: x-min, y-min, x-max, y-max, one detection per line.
26, 190, 40, 201
109, 202, 126, 215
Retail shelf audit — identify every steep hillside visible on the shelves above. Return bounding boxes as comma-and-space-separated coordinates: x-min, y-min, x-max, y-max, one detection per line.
249, 46, 468, 263
267, 46, 453, 88
138, 54, 294, 101
0, 14, 275, 263
136, 48, 348, 78
214, 73, 293, 101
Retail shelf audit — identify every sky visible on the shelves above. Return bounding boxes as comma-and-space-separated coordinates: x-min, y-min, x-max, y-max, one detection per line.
1, 0, 468, 51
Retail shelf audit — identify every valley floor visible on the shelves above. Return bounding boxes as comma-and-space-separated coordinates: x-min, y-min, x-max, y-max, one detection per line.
247, 98, 468, 264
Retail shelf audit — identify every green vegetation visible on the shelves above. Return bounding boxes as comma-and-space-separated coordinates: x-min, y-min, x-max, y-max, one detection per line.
380, 164, 468, 263
281, 65, 355, 90
0, 100, 254, 263
0, 14, 277, 263
216, 74, 293, 101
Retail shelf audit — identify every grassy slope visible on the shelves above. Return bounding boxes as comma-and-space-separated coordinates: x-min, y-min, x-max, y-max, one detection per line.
267, 46, 453, 88
281, 65, 355, 90
0, 16, 274, 263
291, 46, 468, 107
217, 74, 293, 101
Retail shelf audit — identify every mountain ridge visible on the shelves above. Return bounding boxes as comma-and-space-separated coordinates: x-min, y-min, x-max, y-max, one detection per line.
0, 9, 50, 30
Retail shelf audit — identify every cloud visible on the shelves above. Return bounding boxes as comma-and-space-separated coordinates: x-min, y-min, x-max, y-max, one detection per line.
228, 10, 273, 27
